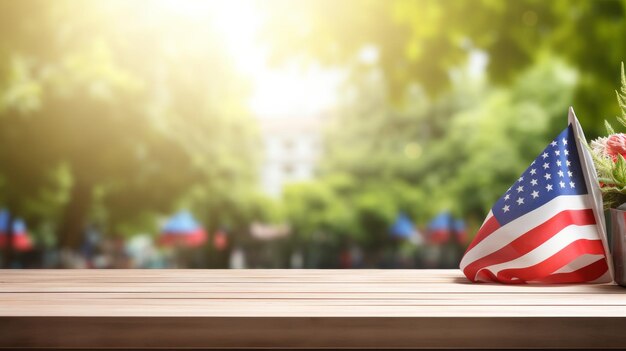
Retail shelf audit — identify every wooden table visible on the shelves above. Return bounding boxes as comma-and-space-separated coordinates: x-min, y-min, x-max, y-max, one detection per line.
1, 269, 626, 349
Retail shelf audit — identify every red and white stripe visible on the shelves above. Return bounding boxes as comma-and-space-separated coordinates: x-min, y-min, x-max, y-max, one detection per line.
460, 194, 610, 284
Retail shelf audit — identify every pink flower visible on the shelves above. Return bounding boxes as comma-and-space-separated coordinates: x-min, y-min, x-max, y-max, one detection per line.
607, 134, 626, 161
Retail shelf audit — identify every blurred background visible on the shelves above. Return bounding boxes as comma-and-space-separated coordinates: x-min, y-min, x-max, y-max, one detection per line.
0, 0, 624, 269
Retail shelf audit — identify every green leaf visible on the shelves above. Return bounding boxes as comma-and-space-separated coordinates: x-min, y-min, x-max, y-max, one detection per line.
613, 154, 626, 186
599, 177, 617, 185
618, 116, 626, 132
619, 62, 626, 118
618, 91, 626, 114
621, 62, 626, 95
601, 186, 619, 195
605, 120, 615, 134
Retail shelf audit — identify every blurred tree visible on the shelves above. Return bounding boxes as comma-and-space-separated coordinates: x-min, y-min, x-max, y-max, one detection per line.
264, 0, 626, 135
282, 173, 428, 263
0, 1, 260, 255
0, 0, 623, 268
283, 180, 352, 243
314, 57, 578, 244
262, 0, 612, 247
437, 59, 579, 218
282, 178, 355, 267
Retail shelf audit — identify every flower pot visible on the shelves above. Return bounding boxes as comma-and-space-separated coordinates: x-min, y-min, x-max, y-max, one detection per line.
610, 208, 626, 286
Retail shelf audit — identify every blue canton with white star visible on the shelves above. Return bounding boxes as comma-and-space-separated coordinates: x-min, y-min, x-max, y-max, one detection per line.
492, 125, 588, 226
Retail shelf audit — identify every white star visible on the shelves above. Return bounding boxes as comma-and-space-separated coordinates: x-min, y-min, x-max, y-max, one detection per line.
544, 173, 552, 180
566, 160, 571, 167
516, 197, 525, 205
543, 162, 550, 169
542, 152, 549, 159
559, 181, 566, 188
546, 184, 553, 191
531, 160, 536, 165
562, 138, 568, 145
531, 190, 539, 199
556, 160, 562, 167
518, 176, 524, 182
516, 185, 524, 193
530, 168, 537, 175
530, 179, 538, 186
504, 194, 510, 200
564, 149, 569, 156
569, 181, 575, 188
557, 170, 564, 177
567, 171, 573, 177
551, 141, 557, 147
503, 205, 510, 213
555, 150, 560, 156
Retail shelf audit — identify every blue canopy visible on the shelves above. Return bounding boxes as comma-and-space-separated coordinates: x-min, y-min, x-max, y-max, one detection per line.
0, 210, 27, 234
390, 213, 415, 238
162, 211, 201, 234
427, 212, 453, 232
453, 219, 466, 232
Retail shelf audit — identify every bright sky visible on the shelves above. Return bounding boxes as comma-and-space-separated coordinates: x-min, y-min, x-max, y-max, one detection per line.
150, 0, 485, 119
209, 0, 345, 119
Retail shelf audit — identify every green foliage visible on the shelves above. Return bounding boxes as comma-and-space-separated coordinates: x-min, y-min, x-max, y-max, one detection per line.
0, 1, 260, 248
0, 0, 625, 259
283, 57, 578, 248
614, 155, 626, 185
587, 63, 626, 209
606, 120, 616, 135
593, 146, 626, 207
618, 62, 626, 122
341, 58, 572, 207
283, 181, 353, 242
265, 0, 626, 137
262, 0, 624, 247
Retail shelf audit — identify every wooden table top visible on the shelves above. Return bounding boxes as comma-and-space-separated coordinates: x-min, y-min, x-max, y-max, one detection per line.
1, 269, 626, 349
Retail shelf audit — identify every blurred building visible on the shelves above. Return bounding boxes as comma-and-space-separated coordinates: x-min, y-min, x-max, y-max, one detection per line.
258, 115, 324, 197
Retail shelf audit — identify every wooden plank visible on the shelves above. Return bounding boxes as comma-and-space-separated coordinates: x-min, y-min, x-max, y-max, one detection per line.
0, 269, 625, 348
9, 272, 508, 285
3, 317, 626, 349
3, 291, 626, 302
0, 269, 462, 283
0, 282, 620, 294
3, 300, 626, 317
0, 269, 463, 279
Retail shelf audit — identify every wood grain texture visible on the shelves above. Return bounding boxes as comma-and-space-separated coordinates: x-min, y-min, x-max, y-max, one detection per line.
1, 269, 626, 349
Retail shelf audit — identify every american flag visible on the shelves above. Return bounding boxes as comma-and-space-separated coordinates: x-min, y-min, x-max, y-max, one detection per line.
460, 108, 613, 284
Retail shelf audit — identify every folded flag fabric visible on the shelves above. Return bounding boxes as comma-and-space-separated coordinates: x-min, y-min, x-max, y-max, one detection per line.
460, 108, 612, 284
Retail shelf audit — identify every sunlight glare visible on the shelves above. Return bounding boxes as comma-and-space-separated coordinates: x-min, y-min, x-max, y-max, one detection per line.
157, 0, 345, 119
